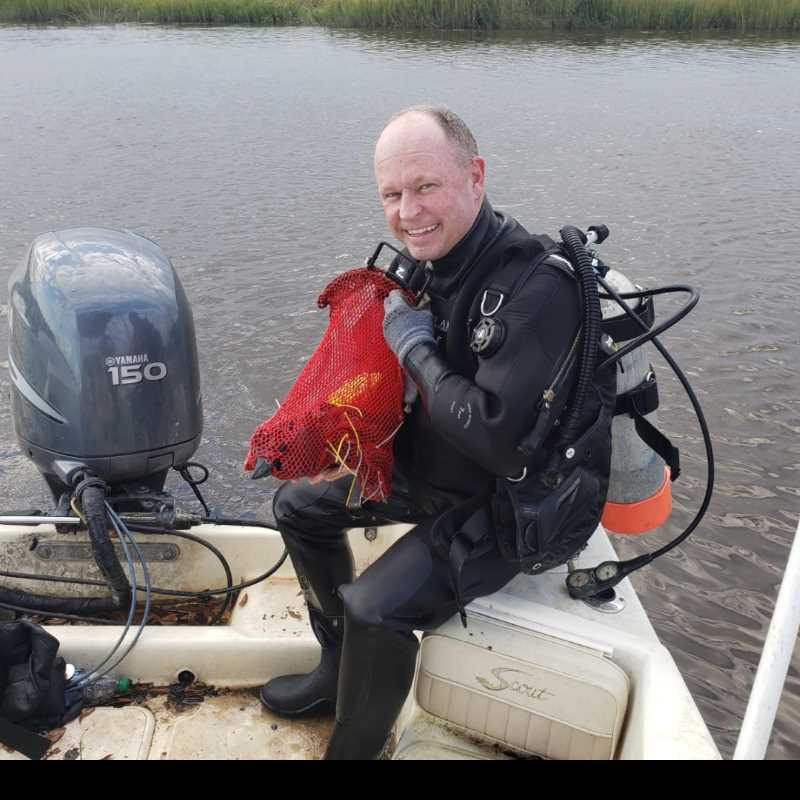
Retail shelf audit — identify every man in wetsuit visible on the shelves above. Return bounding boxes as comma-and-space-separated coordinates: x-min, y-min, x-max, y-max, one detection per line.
258, 105, 593, 760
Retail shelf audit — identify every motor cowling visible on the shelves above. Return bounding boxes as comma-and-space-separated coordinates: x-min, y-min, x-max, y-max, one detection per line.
600, 269, 672, 534
7, 228, 203, 498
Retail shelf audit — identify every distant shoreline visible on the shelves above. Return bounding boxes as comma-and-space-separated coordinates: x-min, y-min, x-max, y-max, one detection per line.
3, 0, 799, 32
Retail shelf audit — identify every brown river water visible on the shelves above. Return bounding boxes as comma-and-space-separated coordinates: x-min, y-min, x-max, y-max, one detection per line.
0, 24, 798, 758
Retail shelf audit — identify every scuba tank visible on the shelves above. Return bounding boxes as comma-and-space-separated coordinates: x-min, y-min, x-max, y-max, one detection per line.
600, 269, 677, 535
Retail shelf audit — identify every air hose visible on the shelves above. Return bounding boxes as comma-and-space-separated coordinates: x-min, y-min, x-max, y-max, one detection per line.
555, 225, 603, 446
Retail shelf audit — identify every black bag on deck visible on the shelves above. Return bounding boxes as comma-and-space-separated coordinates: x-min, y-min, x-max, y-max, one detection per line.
0, 620, 79, 759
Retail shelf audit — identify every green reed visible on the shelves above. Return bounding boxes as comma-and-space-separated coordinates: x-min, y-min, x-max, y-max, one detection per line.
0, 0, 313, 24
314, 0, 800, 31
2, 0, 798, 30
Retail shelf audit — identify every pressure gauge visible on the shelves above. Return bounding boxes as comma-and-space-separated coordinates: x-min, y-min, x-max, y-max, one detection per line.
595, 562, 619, 582
567, 570, 592, 589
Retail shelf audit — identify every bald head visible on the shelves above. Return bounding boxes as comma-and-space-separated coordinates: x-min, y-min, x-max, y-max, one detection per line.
375, 105, 479, 170
374, 108, 486, 262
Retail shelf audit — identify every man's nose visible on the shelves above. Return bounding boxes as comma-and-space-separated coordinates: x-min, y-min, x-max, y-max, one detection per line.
399, 192, 420, 220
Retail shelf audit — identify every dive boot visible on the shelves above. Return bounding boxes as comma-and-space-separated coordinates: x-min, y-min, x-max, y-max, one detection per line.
259, 607, 342, 716
324, 610, 420, 760
262, 485, 356, 717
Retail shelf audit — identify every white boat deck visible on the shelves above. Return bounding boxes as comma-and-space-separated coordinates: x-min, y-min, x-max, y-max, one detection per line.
0, 522, 722, 760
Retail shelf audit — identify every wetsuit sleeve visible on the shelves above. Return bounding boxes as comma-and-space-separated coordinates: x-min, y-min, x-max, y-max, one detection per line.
404, 262, 581, 477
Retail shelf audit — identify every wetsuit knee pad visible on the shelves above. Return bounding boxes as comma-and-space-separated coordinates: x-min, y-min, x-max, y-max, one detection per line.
339, 582, 386, 629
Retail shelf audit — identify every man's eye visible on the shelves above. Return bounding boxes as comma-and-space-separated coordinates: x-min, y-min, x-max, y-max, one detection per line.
383, 192, 400, 201
419, 183, 436, 192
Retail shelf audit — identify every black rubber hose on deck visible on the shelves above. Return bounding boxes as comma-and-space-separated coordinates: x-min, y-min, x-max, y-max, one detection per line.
0, 588, 119, 615
0, 478, 133, 617
78, 480, 132, 610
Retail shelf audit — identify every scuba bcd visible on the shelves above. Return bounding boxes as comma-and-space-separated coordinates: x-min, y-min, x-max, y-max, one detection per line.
377, 221, 714, 610
480, 223, 617, 601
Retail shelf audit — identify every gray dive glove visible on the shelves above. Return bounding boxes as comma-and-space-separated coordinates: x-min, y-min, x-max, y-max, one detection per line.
382, 290, 435, 365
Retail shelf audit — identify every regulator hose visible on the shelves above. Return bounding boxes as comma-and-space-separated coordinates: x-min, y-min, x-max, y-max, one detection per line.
557, 225, 603, 446
74, 476, 132, 610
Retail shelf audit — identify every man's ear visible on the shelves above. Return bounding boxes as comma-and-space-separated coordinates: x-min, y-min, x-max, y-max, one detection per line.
470, 156, 487, 197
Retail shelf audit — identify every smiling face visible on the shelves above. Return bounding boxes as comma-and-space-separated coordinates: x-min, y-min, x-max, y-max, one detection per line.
374, 113, 486, 263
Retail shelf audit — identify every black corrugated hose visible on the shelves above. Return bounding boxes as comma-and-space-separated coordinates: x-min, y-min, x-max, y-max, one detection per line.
557, 225, 603, 446
0, 589, 119, 616
0, 475, 131, 617
73, 476, 131, 610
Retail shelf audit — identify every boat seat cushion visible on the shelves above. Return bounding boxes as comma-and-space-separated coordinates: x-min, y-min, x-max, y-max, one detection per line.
415, 632, 630, 760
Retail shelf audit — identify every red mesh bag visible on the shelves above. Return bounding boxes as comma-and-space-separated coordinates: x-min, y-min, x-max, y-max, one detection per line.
244, 268, 408, 504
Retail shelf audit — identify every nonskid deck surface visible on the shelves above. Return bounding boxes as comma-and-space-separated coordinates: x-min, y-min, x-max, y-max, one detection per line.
2, 692, 334, 761
2, 575, 519, 760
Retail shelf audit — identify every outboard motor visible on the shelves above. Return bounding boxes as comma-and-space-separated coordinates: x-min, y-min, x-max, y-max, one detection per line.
7, 227, 203, 501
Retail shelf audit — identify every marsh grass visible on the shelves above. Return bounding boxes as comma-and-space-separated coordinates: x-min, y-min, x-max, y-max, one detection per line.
0, 0, 314, 24
314, 0, 800, 31
2, 0, 798, 30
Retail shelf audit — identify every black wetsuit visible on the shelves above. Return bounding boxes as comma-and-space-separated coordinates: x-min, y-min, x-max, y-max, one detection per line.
272, 198, 585, 634
269, 197, 615, 759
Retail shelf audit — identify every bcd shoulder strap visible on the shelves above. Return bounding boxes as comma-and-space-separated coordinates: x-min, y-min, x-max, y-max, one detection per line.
471, 233, 564, 324
445, 225, 562, 373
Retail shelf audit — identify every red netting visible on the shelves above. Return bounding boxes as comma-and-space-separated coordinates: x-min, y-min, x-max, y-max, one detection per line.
244, 268, 408, 504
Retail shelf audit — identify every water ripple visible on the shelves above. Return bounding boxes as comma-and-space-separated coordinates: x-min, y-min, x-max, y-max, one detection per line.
1, 24, 799, 759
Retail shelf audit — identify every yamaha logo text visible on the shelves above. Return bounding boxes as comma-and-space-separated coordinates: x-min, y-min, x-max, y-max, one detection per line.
105, 353, 167, 386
